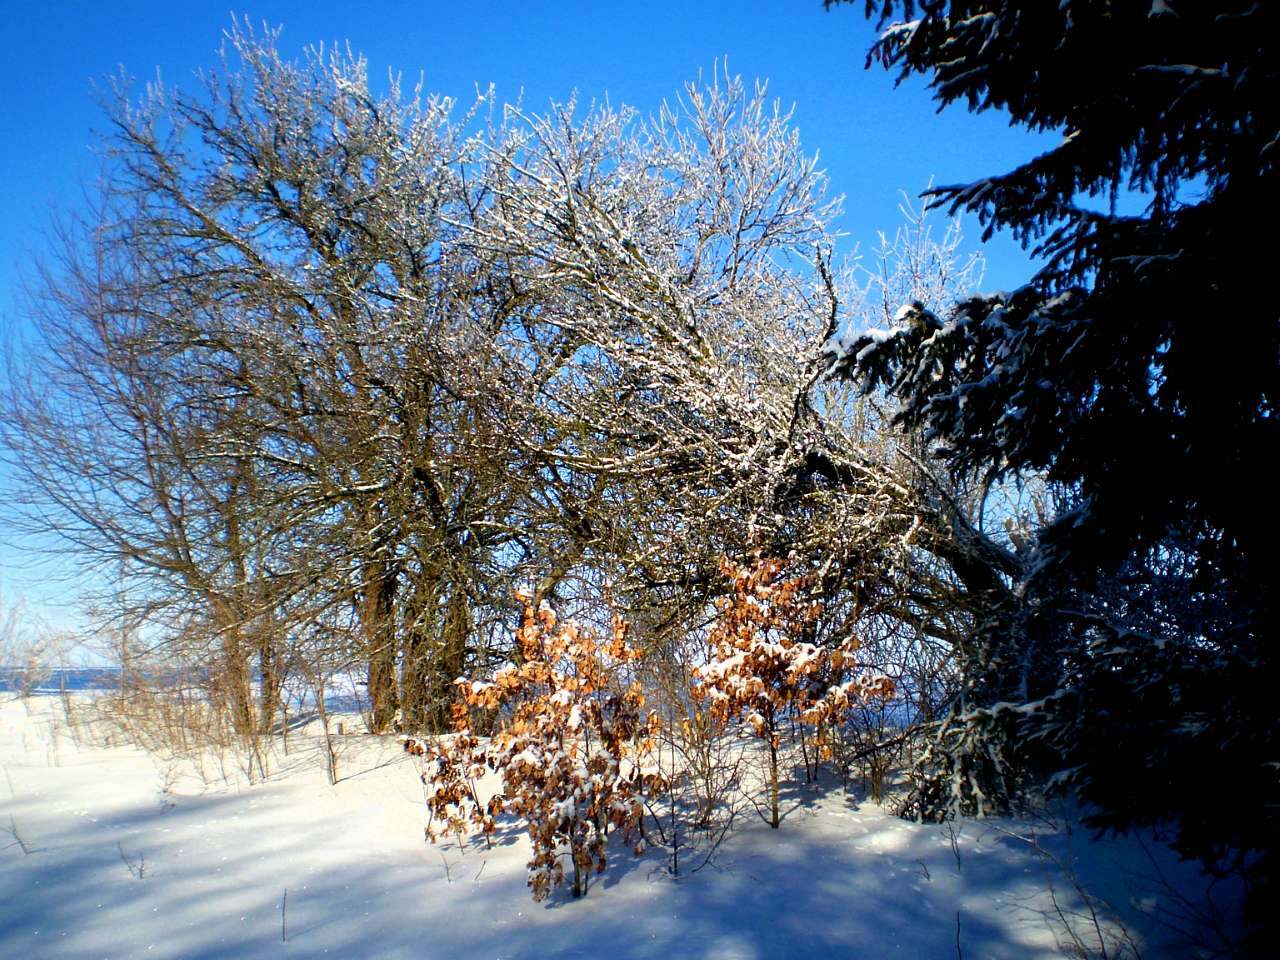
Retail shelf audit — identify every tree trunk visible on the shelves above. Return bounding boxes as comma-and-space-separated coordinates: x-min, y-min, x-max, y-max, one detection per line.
222, 627, 255, 736
398, 569, 473, 734
432, 585, 472, 730
362, 557, 400, 733
257, 622, 282, 733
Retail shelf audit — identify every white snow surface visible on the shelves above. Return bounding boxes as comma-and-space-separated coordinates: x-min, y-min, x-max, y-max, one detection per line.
0, 696, 1239, 959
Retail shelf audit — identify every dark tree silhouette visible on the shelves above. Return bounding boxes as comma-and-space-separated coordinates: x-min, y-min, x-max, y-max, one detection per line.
828, 2, 1280, 944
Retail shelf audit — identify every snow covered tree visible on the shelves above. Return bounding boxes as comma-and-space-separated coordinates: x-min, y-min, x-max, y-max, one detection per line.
829, 1, 1280, 938
4, 22, 1020, 843
0, 23, 598, 736
831, 0, 1279, 571
405, 591, 664, 901
694, 556, 893, 827
469, 74, 1016, 725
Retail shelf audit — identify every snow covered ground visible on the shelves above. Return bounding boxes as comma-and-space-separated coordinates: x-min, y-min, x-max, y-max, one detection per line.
0, 695, 1243, 959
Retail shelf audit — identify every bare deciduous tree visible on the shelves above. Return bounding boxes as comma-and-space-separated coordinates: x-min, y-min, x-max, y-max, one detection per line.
2, 30, 1020, 804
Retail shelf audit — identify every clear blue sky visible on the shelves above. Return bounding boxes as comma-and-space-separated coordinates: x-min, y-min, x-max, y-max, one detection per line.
0, 1, 1053, 629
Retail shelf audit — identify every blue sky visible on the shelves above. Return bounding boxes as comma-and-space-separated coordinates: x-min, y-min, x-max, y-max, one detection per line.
0, 1, 1054, 628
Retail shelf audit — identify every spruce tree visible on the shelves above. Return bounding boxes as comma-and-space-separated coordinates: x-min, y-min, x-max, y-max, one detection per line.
828, 1, 1279, 942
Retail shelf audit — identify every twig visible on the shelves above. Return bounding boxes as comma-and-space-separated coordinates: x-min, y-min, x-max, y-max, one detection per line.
842, 730, 914, 766
439, 851, 453, 883
117, 842, 146, 879
955, 910, 964, 960
738, 781, 775, 827
4, 815, 33, 855
688, 800, 739, 876
1131, 833, 1240, 958
281, 887, 288, 943
992, 823, 1141, 959
473, 860, 486, 883
946, 822, 962, 873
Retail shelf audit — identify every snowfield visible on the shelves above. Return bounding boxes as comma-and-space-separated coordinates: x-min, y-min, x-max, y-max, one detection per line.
0, 696, 1241, 959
